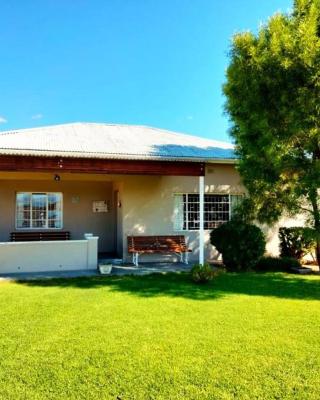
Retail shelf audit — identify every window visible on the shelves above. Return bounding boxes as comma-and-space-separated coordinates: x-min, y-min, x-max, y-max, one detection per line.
174, 194, 242, 231
16, 192, 63, 229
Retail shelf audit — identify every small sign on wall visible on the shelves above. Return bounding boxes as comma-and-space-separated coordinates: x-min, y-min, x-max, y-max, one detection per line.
93, 200, 109, 213
71, 196, 80, 204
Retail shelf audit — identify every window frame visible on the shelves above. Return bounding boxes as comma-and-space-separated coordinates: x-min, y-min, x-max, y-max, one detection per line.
173, 193, 241, 232
15, 192, 63, 230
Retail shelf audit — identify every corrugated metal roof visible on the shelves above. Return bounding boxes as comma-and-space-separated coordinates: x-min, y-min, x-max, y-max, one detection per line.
0, 122, 236, 162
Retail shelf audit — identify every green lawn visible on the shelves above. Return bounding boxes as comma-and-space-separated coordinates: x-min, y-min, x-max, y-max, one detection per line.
0, 272, 319, 400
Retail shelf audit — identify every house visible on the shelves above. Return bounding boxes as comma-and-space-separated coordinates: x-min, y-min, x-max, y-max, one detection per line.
0, 122, 296, 274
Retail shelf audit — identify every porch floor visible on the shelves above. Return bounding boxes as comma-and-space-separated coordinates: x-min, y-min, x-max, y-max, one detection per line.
0, 263, 192, 281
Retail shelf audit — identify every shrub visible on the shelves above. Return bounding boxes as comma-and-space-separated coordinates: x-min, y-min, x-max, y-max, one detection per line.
255, 256, 301, 272
191, 263, 215, 284
279, 227, 316, 260
210, 220, 265, 272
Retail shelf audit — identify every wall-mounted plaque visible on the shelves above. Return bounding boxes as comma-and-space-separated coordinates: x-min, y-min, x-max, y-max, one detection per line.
93, 200, 108, 213
71, 196, 80, 204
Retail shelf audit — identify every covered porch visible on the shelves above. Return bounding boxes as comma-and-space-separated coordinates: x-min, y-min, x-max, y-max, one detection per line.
0, 155, 208, 274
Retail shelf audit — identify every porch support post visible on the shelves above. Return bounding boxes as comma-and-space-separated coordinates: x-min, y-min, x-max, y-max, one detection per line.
199, 175, 205, 265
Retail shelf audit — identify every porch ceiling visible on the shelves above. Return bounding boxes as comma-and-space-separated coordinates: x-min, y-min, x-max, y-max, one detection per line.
0, 155, 205, 176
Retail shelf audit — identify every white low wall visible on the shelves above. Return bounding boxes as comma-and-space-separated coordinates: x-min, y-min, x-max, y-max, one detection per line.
0, 234, 99, 274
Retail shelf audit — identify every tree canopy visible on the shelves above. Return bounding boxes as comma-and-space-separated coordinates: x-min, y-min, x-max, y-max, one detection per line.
224, 0, 320, 263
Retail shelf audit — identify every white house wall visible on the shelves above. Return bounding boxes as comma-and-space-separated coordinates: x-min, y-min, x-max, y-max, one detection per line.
119, 164, 244, 263
0, 167, 307, 266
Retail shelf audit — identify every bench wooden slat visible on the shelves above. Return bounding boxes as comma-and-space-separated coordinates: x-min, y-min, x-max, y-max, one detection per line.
127, 235, 192, 266
128, 235, 190, 252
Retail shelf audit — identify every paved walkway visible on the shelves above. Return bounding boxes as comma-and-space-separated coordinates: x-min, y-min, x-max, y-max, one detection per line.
0, 263, 191, 281
0, 269, 100, 281
111, 263, 192, 276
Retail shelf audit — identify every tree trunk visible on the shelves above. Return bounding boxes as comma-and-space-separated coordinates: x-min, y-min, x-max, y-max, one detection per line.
309, 189, 320, 267
316, 240, 320, 268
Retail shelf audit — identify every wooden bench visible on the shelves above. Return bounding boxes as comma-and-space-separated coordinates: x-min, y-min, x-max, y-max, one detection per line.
10, 231, 71, 242
127, 235, 192, 266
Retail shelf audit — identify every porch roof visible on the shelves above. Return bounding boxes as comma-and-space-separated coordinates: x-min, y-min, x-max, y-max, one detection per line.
0, 123, 235, 163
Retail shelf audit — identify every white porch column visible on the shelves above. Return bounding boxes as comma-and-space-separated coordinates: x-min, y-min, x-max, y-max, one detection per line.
85, 234, 99, 270
199, 175, 205, 265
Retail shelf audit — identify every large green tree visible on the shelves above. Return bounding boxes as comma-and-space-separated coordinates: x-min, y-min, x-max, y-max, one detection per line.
224, 0, 320, 264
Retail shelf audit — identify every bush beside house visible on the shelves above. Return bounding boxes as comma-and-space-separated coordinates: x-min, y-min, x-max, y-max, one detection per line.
254, 256, 301, 272
279, 227, 316, 261
190, 263, 216, 284
210, 220, 265, 272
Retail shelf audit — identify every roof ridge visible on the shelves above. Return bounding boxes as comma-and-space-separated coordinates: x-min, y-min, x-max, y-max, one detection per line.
79, 122, 233, 147
0, 122, 82, 136
135, 125, 233, 147
0, 122, 233, 148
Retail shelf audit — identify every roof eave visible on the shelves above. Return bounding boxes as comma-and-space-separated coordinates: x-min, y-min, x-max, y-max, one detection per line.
0, 149, 237, 163
206, 158, 237, 164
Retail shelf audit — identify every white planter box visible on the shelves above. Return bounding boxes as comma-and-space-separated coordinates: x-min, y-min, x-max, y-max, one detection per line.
0, 235, 99, 274
99, 264, 113, 274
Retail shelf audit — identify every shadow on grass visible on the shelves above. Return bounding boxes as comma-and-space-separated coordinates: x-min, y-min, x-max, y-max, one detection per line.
16, 272, 320, 301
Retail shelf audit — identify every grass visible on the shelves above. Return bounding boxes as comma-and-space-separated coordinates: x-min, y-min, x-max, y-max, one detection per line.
0, 272, 319, 399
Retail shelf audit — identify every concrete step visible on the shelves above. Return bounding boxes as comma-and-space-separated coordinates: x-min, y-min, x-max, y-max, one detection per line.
98, 258, 123, 266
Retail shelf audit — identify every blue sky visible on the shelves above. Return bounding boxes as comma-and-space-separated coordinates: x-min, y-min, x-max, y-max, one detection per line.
0, 0, 292, 141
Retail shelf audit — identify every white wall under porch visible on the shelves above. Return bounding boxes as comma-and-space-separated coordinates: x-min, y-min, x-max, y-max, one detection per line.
0, 234, 98, 274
